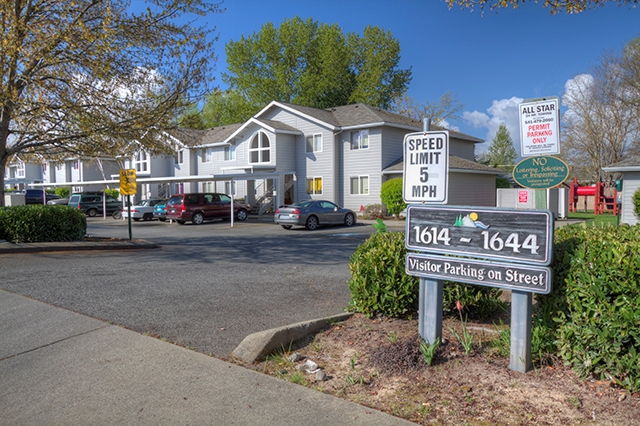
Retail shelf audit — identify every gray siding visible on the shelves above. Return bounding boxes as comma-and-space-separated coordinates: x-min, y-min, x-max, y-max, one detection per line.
621, 171, 640, 225
341, 127, 383, 211
449, 138, 477, 161
447, 172, 496, 207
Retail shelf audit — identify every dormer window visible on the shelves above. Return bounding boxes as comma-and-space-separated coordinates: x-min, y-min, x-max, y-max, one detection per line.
249, 131, 270, 164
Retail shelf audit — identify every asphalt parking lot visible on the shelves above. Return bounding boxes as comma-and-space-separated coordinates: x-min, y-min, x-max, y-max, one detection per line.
0, 215, 377, 358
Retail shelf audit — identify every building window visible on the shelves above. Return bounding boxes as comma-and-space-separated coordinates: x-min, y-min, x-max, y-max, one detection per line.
175, 150, 184, 165
203, 181, 214, 192
42, 163, 47, 173
306, 177, 323, 195
306, 134, 322, 153
73, 160, 80, 170
350, 176, 369, 195
134, 151, 149, 172
203, 148, 213, 163
351, 130, 369, 150
224, 180, 237, 195
224, 145, 236, 161
56, 162, 63, 171
249, 132, 270, 164
17, 161, 25, 177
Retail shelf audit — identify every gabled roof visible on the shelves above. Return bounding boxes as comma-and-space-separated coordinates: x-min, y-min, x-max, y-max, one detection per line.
199, 123, 243, 146
165, 128, 209, 146
258, 101, 484, 143
603, 156, 640, 172
383, 155, 501, 175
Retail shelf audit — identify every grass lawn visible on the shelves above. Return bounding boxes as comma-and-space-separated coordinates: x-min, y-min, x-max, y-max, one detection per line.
568, 211, 619, 226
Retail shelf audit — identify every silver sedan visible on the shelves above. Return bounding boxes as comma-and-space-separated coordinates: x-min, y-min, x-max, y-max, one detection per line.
274, 200, 357, 230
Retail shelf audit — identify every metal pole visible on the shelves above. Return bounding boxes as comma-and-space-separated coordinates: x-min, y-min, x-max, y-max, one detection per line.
510, 290, 533, 372
418, 116, 444, 345
127, 194, 132, 241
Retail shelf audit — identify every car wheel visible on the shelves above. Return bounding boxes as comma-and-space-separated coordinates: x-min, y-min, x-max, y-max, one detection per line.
143, 213, 153, 221
305, 215, 319, 230
87, 208, 97, 217
159, 218, 166, 222
344, 212, 355, 227
192, 212, 204, 225
112, 211, 122, 220
133, 218, 140, 222
281, 225, 292, 230
236, 208, 248, 221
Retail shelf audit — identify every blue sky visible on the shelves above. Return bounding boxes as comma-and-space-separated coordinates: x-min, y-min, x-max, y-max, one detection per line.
190, 0, 640, 153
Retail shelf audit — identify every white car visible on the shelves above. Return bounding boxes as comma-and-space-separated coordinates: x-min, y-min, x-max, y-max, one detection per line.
122, 199, 166, 221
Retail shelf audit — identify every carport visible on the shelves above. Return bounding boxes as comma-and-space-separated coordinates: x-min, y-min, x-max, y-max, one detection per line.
28, 171, 296, 227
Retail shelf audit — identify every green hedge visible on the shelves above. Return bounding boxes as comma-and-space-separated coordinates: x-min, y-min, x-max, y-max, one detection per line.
0, 205, 86, 243
348, 228, 506, 319
536, 224, 640, 392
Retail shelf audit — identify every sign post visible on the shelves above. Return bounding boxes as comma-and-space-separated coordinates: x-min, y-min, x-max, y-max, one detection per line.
403, 126, 449, 346
119, 169, 136, 241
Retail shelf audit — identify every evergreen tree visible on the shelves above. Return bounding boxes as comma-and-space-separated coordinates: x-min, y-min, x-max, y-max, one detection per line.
486, 124, 517, 172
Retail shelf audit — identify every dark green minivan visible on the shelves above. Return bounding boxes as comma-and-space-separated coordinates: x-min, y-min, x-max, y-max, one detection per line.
68, 192, 122, 217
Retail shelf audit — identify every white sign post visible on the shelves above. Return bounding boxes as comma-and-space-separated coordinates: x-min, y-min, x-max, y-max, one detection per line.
402, 130, 449, 204
519, 97, 560, 157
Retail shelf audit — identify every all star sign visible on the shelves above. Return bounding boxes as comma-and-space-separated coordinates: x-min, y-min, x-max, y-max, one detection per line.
403, 130, 449, 204
519, 97, 560, 157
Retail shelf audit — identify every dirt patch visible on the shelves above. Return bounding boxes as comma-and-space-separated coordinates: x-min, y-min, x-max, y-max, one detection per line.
245, 314, 639, 425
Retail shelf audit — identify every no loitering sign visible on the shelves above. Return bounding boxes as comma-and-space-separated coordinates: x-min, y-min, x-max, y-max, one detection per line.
403, 130, 449, 204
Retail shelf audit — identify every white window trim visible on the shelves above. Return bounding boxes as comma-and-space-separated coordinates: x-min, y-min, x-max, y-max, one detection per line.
203, 148, 214, 163
17, 161, 25, 177
351, 130, 369, 150
134, 151, 150, 172
306, 134, 323, 153
306, 176, 323, 195
249, 131, 271, 164
224, 145, 236, 161
350, 175, 369, 195
175, 149, 184, 165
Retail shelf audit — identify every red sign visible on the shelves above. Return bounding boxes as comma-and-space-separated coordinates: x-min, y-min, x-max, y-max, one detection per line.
518, 190, 529, 203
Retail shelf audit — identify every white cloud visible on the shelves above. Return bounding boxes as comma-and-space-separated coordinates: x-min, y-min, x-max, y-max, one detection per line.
463, 96, 523, 156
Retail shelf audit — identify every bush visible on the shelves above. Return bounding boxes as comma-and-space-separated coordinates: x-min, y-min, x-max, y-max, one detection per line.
104, 188, 119, 200
362, 204, 384, 220
536, 224, 640, 392
633, 187, 640, 219
55, 187, 71, 198
380, 178, 406, 217
348, 230, 507, 320
496, 177, 511, 188
348, 231, 417, 317
0, 205, 86, 243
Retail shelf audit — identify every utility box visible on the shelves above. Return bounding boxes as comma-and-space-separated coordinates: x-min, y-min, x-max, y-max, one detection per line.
497, 188, 568, 219
4, 193, 26, 206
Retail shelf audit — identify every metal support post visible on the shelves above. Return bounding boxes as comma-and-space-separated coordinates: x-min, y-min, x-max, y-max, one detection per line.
510, 290, 533, 372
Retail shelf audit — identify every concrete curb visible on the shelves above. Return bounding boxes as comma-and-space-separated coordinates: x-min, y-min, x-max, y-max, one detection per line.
232, 312, 353, 363
0, 238, 159, 254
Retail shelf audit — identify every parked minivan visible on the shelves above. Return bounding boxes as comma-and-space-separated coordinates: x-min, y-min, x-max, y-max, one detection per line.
20, 189, 62, 204
165, 193, 249, 225
68, 192, 121, 217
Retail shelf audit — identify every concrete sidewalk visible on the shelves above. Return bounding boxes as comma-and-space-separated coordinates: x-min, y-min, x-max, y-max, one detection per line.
0, 289, 413, 425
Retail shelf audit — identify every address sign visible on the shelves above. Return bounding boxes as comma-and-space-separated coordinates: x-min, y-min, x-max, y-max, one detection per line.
406, 205, 553, 265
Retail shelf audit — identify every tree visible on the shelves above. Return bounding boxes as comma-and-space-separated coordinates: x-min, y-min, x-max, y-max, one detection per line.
0, 0, 222, 205
391, 91, 464, 127
561, 40, 640, 183
199, 89, 261, 128
446, 0, 638, 15
486, 124, 518, 172
222, 17, 411, 112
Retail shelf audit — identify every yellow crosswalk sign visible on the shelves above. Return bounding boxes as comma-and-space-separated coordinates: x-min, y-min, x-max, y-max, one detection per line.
119, 169, 137, 195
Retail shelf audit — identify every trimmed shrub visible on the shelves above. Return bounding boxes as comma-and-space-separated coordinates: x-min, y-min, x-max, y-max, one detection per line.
348, 231, 417, 317
55, 187, 71, 198
0, 205, 86, 243
380, 178, 406, 217
104, 188, 119, 200
348, 230, 507, 320
536, 224, 640, 392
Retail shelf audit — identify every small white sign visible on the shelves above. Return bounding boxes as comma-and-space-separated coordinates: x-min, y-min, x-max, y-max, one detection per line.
403, 131, 449, 204
519, 97, 560, 157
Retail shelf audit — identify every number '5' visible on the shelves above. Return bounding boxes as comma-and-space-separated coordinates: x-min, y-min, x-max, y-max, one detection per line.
420, 167, 429, 183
